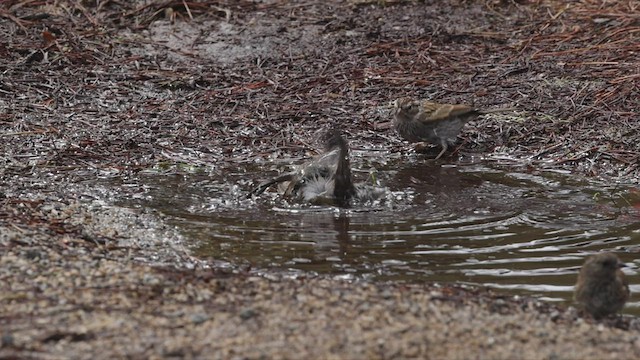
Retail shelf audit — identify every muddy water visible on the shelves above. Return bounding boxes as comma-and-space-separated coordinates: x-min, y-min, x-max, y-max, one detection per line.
115, 156, 640, 315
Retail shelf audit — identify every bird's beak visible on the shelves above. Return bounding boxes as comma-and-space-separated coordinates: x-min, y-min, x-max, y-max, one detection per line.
618, 261, 627, 268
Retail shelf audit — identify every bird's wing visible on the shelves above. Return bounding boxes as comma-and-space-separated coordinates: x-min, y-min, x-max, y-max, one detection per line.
419, 102, 478, 123
246, 173, 296, 198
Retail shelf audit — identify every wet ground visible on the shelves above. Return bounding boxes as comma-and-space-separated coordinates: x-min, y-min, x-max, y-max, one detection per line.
1, 0, 639, 358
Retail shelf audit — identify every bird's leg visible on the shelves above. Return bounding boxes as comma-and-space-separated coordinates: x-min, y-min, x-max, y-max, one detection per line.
434, 142, 448, 160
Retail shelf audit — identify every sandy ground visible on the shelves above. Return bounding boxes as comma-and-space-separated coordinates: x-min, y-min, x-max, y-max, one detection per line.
2, 197, 640, 359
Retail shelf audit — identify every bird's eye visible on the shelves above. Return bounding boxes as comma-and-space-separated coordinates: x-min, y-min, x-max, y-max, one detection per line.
601, 259, 615, 268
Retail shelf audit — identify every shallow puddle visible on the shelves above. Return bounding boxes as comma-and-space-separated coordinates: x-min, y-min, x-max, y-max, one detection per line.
112, 156, 640, 316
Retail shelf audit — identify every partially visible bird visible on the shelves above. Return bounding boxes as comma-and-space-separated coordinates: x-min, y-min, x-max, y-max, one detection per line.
574, 252, 630, 320
247, 130, 382, 207
392, 97, 515, 160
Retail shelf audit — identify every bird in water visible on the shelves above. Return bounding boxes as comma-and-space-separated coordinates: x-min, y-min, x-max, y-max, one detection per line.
247, 130, 383, 207
392, 97, 515, 160
574, 252, 630, 320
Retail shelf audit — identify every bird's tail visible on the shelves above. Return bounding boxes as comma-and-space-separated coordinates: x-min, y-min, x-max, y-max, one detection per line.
478, 107, 517, 114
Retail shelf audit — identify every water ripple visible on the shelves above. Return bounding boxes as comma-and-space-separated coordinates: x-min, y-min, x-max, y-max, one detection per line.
109, 159, 640, 316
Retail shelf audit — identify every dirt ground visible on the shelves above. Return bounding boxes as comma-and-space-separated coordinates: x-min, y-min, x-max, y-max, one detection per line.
1, 0, 639, 358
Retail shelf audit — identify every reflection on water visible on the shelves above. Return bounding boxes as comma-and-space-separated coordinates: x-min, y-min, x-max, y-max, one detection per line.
111, 158, 640, 316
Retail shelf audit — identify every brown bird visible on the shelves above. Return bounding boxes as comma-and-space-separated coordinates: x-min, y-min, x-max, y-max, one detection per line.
393, 97, 515, 160
574, 252, 630, 320
247, 130, 361, 207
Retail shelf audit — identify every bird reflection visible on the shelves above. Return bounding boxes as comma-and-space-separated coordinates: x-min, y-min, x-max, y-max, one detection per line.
294, 212, 352, 262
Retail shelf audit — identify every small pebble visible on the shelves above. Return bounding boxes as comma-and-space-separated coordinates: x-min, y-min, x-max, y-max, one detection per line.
191, 314, 209, 324
2, 333, 14, 347
240, 308, 258, 321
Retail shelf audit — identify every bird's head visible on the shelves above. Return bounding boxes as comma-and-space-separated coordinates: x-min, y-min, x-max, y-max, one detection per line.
584, 252, 626, 278
392, 97, 420, 117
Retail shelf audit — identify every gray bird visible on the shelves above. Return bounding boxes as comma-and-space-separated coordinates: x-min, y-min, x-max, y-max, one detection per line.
248, 130, 382, 207
574, 252, 630, 319
393, 97, 515, 160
